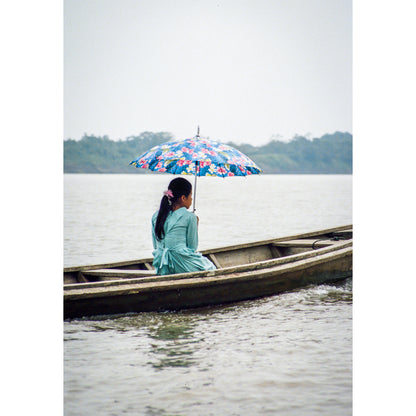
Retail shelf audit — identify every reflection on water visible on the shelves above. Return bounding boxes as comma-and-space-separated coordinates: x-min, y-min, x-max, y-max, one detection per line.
147, 315, 199, 369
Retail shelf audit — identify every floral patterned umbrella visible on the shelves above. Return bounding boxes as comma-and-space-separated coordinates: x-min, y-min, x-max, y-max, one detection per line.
130, 128, 262, 211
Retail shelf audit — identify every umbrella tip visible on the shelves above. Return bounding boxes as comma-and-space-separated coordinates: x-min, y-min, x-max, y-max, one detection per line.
196, 126, 200, 138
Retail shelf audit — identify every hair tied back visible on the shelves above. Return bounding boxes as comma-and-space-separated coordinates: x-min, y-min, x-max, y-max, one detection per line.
163, 189, 173, 205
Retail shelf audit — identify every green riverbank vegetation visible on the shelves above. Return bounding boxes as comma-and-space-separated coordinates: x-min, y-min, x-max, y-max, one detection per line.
64, 131, 352, 174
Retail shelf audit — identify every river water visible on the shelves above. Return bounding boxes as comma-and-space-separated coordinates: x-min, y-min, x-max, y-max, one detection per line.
64, 174, 352, 415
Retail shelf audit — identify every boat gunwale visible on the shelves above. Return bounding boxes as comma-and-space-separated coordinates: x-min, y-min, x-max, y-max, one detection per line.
64, 224, 352, 273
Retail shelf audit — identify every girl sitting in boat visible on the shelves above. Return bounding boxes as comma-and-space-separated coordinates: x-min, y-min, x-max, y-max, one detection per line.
152, 177, 216, 275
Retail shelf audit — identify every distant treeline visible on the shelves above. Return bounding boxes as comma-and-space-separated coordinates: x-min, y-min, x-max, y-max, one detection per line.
64, 131, 352, 174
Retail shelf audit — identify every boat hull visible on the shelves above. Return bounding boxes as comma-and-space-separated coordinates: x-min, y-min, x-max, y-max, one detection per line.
64, 244, 352, 319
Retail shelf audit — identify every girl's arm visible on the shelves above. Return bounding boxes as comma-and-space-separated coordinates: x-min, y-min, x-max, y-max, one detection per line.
186, 214, 198, 250
151, 216, 157, 249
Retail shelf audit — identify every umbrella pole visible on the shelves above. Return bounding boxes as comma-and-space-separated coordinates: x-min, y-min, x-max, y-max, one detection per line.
193, 161, 199, 213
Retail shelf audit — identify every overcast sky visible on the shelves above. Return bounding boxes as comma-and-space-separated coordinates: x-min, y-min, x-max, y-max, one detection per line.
64, 0, 352, 144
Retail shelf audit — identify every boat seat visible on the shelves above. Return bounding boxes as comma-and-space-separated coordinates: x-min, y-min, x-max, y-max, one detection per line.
82, 268, 157, 281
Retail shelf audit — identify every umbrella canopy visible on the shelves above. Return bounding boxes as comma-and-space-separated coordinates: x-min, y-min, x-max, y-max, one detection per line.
130, 129, 262, 211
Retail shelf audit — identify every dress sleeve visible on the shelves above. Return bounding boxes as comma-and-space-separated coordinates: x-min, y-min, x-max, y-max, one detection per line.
186, 213, 198, 250
151, 215, 157, 249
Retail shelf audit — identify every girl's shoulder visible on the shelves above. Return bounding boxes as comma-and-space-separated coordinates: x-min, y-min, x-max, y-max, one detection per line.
183, 210, 198, 226
179, 207, 196, 219
173, 208, 196, 224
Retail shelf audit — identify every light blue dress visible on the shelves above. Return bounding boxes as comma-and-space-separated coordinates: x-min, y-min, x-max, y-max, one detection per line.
152, 207, 216, 275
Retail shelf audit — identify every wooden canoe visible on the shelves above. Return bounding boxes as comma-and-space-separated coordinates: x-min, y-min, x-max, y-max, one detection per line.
64, 225, 352, 319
